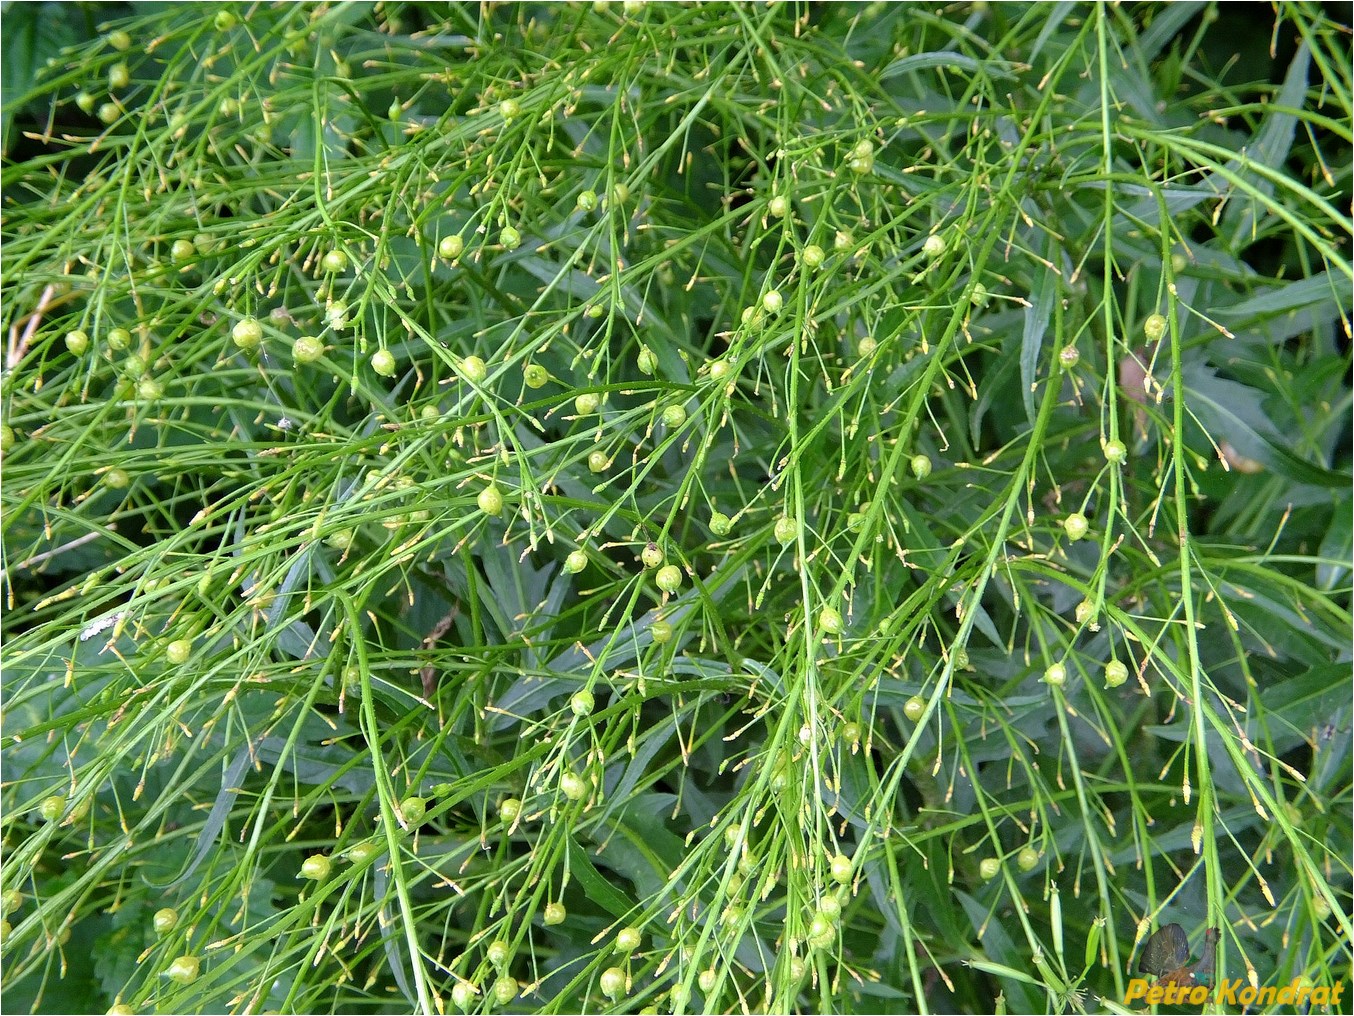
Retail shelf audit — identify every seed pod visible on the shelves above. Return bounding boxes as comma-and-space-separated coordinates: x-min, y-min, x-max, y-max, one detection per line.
600, 966, 627, 999
165, 955, 200, 984
152, 907, 179, 934
655, 565, 682, 593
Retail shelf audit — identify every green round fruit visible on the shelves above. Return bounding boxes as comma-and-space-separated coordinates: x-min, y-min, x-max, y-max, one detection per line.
910, 454, 931, 480
170, 239, 195, 262
1063, 513, 1089, 541
136, 377, 163, 400
650, 620, 673, 644
109, 62, 130, 90
105, 467, 131, 489
451, 982, 477, 1011
499, 798, 522, 823
829, 853, 852, 884
1058, 344, 1080, 369
857, 336, 877, 358
106, 327, 132, 351
492, 977, 518, 1005
523, 363, 549, 388
38, 795, 65, 822
574, 392, 600, 415
292, 336, 324, 364
709, 512, 731, 536
165, 639, 192, 665
543, 901, 566, 926
326, 529, 355, 551
400, 796, 427, 824
979, 858, 1000, 880
768, 195, 789, 218
153, 907, 179, 934
321, 249, 348, 273
1143, 313, 1167, 343
560, 771, 588, 801
165, 955, 200, 984
969, 282, 989, 307
1044, 662, 1067, 687
636, 346, 657, 375
808, 914, 834, 947
98, 102, 120, 125
819, 607, 843, 635
922, 234, 945, 259
345, 842, 381, 864
231, 317, 263, 349
587, 450, 609, 473
300, 855, 331, 880
564, 550, 587, 574
655, 565, 682, 593
599, 966, 626, 999
438, 234, 464, 260
1104, 660, 1128, 688
76, 91, 97, 114
610, 181, 630, 205
108, 29, 132, 50
834, 230, 853, 252
661, 404, 687, 428
699, 968, 718, 992
499, 225, 521, 250
903, 696, 925, 723
615, 926, 641, 952
841, 721, 862, 745
576, 189, 598, 212
1017, 847, 1040, 872
370, 350, 396, 377
762, 289, 783, 314
708, 358, 731, 383
499, 98, 520, 119
801, 244, 825, 269
570, 690, 595, 717
214, 10, 238, 30
65, 329, 90, 355
486, 940, 510, 966
1104, 439, 1127, 464
773, 515, 798, 545
477, 484, 504, 516
459, 355, 488, 383
641, 543, 664, 569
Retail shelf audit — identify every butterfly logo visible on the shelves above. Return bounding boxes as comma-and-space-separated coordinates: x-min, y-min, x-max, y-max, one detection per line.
1137, 924, 1218, 988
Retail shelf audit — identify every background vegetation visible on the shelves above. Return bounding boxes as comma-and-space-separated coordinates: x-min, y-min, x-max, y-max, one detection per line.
2, 2, 1350, 1013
